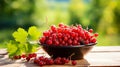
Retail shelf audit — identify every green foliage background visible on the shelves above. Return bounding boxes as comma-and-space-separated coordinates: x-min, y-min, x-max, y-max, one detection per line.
0, 0, 120, 48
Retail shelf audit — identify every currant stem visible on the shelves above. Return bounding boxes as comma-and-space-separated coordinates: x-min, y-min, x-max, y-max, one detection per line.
68, 53, 75, 63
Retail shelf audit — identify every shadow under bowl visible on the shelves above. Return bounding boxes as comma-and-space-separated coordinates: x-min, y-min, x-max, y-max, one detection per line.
42, 43, 96, 60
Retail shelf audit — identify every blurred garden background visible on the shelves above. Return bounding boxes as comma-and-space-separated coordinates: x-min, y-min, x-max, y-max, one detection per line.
0, 0, 120, 48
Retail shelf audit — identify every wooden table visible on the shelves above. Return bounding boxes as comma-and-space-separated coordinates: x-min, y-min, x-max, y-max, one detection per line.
0, 46, 120, 67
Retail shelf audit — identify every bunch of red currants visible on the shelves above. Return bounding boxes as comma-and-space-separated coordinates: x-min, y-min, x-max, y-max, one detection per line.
40, 23, 98, 46
13, 53, 77, 66
34, 56, 77, 66
13, 53, 37, 61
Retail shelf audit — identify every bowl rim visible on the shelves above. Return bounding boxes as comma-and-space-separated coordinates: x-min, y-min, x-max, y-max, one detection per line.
41, 43, 97, 48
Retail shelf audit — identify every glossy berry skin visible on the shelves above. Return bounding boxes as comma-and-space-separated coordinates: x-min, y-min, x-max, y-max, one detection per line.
21, 54, 26, 58
84, 40, 89, 45
94, 33, 99, 37
39, 61, 44, 66
51, 25, 57, 32
34, 58, 39, 64
48, 59, 54, 65
32, 53, 37, 57
54, 59, 62, 65
39, 23, 98, 46
89, 29, 93, 33
46, 40, 52, 45
32, 56, 77, 66
72, 60, 77, 65
59, 23, 64, 27
28, 54, 33, 58
91, 38, 97, 43
26, 57, 30, 62
39, 56, 45, 61
65, 59, 69, 63
13, 54, 78, 66
43, 31, 50, 37
61, 57, 67, 64
40, 36, 46, 44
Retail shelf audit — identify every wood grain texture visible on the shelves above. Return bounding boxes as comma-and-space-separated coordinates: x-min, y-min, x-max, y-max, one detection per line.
0, 46, 120, 67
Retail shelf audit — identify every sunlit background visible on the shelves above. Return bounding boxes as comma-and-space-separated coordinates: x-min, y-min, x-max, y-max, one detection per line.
0, 0, 120, 48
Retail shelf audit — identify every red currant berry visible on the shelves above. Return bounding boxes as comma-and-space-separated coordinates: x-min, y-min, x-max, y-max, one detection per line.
89, 29, 93, 33
48, 59, 54, 65
94, 33, 99, 37
21, 54, 26, 58
64, 36, 68, 41
34, 58, 39, 64
91, 38, 97, 43
59, 23, 64, 27
65, 59, 69, 63
84, 40, 89, 45
55, 41, 59, 46
72, 60, 77, 65
51, 25, 57, 32
28, 54, 33, 58
43, 31, 50, 37
38, 61, 44, 66
39, 56, 45, 61
32, 53, 37, 57
58, 33, 62, 38
26, 57, 30, 62
73, 40, 78, 45
54, 59, 62, 65
46, 40, 52, 45
40, 36, 46, 44
68, 39, 72, 44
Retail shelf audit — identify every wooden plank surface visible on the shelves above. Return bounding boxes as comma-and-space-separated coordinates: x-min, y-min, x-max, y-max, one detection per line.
0, 46, 120, 67
87, 46, 120, 66
91, 46, 120, 52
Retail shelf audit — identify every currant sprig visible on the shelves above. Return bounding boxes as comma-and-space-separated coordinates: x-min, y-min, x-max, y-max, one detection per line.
7, 26, 40, 58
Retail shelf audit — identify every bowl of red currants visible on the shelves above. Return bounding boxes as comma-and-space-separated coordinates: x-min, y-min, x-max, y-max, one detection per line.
39, 23, 98, 60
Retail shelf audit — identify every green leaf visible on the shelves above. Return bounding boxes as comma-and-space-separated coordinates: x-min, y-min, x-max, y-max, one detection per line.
26, 43, 33, 53
15, 48, 22, 56
28, 26, 40, 40
7, 41, 18, 57
18, 43, 26, 53
31, 44, 38, 53
7, 26, 40, 57
24, 43, 38, 53
12, 28, 28, 43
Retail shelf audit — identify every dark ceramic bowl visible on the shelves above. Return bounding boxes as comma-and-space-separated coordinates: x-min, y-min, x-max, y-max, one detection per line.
42, 43, 96, 60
